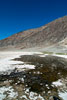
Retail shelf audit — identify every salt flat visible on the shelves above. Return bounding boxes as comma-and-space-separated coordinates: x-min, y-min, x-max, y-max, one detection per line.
0, 51, 67, 72
0, 51, 42, 72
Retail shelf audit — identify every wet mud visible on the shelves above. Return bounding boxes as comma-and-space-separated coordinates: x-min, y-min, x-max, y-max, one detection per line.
0, 55, 67, 100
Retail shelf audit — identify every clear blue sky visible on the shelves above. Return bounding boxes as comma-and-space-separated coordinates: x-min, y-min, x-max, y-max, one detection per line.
0, 0, 67, 40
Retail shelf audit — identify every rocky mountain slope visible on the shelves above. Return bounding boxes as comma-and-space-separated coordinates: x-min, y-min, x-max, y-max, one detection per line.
0, 16, 67, 50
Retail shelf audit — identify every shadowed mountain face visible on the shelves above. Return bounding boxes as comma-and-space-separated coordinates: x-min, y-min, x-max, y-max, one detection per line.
0, 16, 67, 50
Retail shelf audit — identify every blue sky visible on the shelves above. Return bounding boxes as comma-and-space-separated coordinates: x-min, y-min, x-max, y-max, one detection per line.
0, 0, 67, 40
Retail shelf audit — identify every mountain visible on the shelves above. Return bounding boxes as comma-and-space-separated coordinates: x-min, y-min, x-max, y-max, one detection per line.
0, 16, 67, 51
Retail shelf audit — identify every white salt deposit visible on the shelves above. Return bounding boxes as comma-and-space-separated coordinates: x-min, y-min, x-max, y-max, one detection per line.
59, 92, 67, 100
39, 53, 67, 59
0, 52, 40, 72
53, 54, 67, 58
52, 78, 67, 100
52, 80, 62, 87
13, 64, 35, 70
0, 86, 18, 100
29, 92, 45, 100
39, 54, 48, 57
